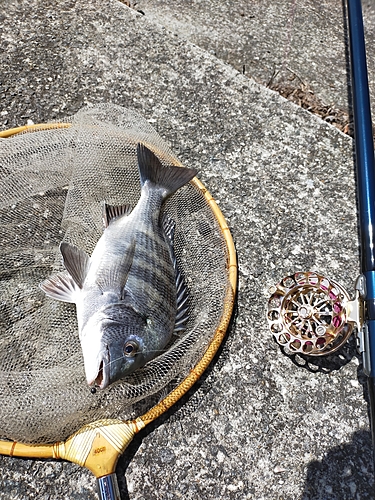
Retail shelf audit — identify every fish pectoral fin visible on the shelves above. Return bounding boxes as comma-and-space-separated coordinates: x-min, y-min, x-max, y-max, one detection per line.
60, 242, 90, 288
40, 271, 79, 303
96, 240, 136, 297
102, 202, 134, 228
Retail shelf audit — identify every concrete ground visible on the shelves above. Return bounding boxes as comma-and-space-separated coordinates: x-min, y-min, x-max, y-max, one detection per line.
0, 0, 374, 498
136, 0, 375, 118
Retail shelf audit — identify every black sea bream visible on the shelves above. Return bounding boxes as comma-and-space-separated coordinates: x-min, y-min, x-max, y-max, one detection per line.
41, 144, 196, 389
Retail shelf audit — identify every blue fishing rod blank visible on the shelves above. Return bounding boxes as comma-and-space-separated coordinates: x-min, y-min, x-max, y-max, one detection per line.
347, 0, 375, 466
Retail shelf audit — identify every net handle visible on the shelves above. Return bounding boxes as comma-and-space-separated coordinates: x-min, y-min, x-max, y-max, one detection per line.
0, 122, 237, 481
97, 474, 121, 500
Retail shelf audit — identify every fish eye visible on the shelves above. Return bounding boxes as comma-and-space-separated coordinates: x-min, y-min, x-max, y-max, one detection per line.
124, 341, 138, 357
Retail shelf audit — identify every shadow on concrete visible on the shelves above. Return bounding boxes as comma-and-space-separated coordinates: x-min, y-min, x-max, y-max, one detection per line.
277, 334, 359, 374
302, 430, 374, 500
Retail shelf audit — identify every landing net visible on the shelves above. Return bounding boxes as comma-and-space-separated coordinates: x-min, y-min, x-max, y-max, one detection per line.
0, 104, 233, 444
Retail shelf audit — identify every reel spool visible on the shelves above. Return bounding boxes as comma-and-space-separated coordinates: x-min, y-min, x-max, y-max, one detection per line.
267, 271, 360, 356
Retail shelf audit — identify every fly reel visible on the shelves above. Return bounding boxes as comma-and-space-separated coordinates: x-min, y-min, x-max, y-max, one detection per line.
267, 271, 364, 356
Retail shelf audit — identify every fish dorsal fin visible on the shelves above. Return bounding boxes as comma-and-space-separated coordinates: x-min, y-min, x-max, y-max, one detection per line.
137, 143, 197, 199
96, 240, 136, 298
39, 271, 79, 303
102, 203, 133, 228
162, 212, 176, 243
174, 268, 190, 333
161, 214, 190, 334
60, 242, 90, 289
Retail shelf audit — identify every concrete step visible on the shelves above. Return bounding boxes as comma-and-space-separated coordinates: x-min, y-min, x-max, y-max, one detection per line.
136, 0, 375, 128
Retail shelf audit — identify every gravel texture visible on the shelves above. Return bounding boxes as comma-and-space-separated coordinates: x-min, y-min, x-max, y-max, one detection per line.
0, 0, 374, 499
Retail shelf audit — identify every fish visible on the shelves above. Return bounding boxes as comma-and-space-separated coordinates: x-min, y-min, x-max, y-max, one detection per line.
40, 144, 197, 390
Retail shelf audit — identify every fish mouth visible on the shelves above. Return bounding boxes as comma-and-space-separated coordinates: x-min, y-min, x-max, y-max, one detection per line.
88, 348, 110, 390
94, 360, 106, 388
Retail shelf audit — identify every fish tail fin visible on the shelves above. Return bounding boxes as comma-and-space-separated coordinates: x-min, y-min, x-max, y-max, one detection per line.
137, 143, 197, 198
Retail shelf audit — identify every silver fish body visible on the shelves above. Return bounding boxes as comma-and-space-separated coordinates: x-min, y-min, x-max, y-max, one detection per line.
41, 144, 196, 389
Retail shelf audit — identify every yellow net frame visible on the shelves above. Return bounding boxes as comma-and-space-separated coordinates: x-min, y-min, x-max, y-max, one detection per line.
0, 123, 237, 480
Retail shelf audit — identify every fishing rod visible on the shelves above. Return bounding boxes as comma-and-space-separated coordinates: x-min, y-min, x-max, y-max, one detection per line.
347, 0, 375, 465
267, 0, 375, 471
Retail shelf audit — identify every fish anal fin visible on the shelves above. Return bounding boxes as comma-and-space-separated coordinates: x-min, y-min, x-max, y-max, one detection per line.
40, 272, 79, 303
102, 203, 133, 228
60, 242, 90, 289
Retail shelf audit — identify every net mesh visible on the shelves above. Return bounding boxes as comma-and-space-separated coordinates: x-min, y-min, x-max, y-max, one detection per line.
0, 104, 230, 444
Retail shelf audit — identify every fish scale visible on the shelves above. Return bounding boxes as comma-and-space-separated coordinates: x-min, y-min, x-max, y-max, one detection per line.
126, 235, 175, 306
